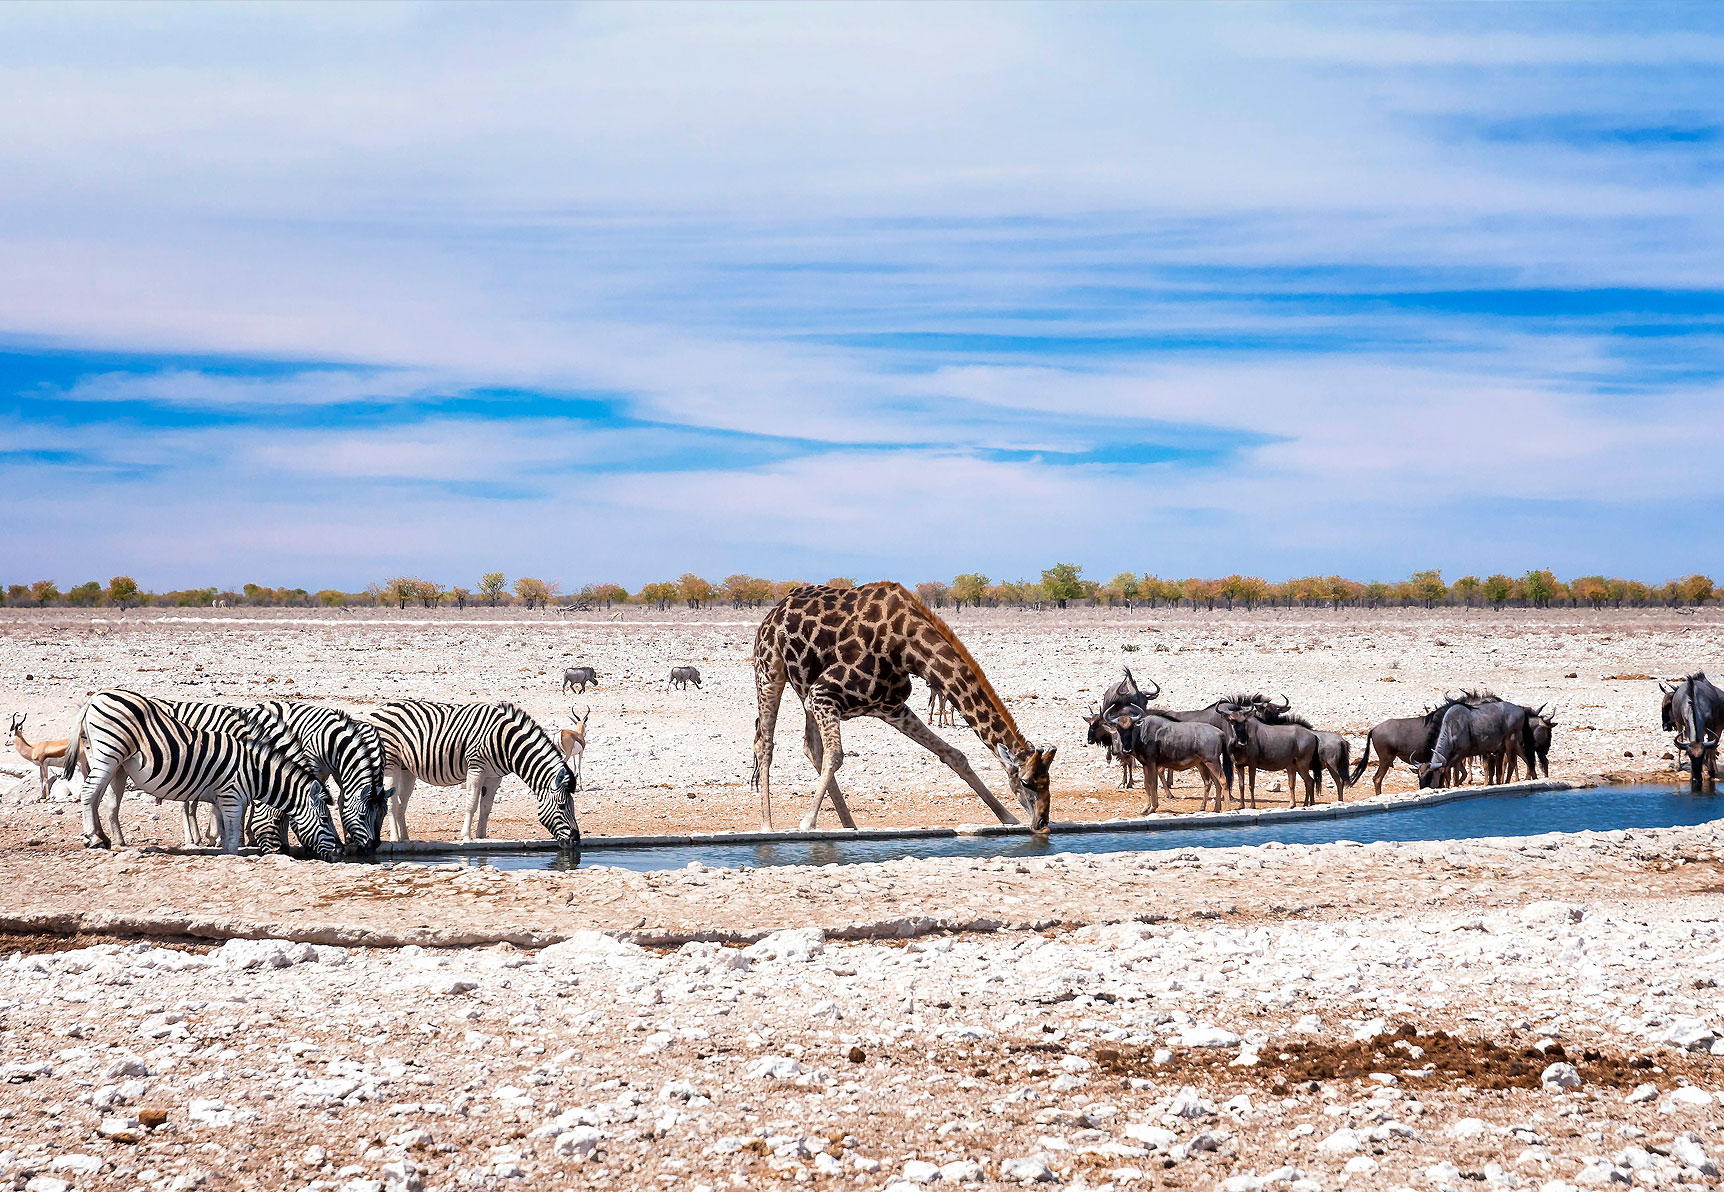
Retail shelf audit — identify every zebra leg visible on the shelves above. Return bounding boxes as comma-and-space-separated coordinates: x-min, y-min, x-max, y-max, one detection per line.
460, 767, 486, 843
387, 773, 415, 843
475, 777, 499, 840
215, 792, 245, 855
77, 756, 120, 849
98, 771, 127, 847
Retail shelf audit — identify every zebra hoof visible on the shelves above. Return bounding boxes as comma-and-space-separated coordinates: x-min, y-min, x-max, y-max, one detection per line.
82, 834, 111, 850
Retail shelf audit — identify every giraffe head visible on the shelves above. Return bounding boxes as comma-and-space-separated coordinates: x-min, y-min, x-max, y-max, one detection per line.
996, 743, 1056, 832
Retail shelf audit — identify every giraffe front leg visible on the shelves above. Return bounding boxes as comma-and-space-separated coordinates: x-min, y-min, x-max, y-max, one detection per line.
799, 700, 854, 831
876, 704, 1020, 826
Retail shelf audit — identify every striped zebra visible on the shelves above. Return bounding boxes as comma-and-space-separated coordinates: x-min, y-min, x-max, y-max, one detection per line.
253, 701, 387, 854
62, 689, 340, 859
369, 700, 578, 847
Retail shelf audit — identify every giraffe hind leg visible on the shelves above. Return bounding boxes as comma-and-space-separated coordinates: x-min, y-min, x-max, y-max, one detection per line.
799, 699, 856, 831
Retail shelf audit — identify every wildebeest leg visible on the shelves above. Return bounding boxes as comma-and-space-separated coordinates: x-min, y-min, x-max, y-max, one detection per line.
799, 692, 856, 831
387, 773, 416, 843
875, 703, 1021, 826
1141, 759, 1158, 815
1202, 757, 1225, 811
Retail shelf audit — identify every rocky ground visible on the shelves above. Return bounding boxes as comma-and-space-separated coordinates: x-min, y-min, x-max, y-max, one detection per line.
1, 606, 1720, 1191
0, 605, 1711, 845
1, 824, 1723, 1192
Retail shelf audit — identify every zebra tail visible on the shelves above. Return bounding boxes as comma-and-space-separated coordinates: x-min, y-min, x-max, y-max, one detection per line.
61, 706, 86, 783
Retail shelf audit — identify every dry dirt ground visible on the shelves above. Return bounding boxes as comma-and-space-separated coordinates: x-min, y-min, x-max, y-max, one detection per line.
0, 605, 1710, 844
0, 608, 1720, 1192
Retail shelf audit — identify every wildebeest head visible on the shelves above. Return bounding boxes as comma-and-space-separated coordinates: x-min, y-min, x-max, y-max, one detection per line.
1223, 707, 1254, 749
996, 743, 1056, 832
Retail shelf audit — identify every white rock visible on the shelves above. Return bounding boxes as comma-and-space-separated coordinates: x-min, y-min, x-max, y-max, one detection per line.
552, 1127, 602, 1158
1050, 1073, 1085, 1092
381, 1158, 422, 1192
1670, 1133, 1716, 1175
48, 1155, 101, 1175
1658, 1086, 1714, 1113
1177, 1024, 1241, 1048
387, 1129, 433, 1150
1001, 1155, 1057, 1183
1426, 1161, 1462, 1186
1344, 1157, 1380, 1177
744, 1056, 806, 1081
425, 976, 477, 996
1657, 1017, 1716, 1051
1167, 1087, 1214, 1118
539, 931, 645, 965
102, 1056, 149, 1079
24, 1178, 71, 1192
1518, 901, 1583, 925
940, 1159, 986, 1183
1124, 1124, 1177, 1150
98, 1115, 144, 1143
1317, 1128, 1363, 1154
1541, 1063, 1582, 1091
742, 927, 826, 964
901, 1159, 941, 1183
1625, 1084, 1657, 1105
1226, 1176, 1264, 1192
1449, 1118, 1490, 1139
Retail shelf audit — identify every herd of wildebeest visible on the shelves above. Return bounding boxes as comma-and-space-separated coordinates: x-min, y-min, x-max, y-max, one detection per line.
3, 585, 1721, 859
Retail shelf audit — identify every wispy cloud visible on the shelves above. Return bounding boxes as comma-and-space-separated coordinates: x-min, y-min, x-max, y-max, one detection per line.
2, 2, 1722, 588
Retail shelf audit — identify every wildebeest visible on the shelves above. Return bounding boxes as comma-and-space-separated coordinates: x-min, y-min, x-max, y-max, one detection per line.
1224, 705, 1320, 807
1665, 673, 1724, 791
1418, 694, 1536, 789
1104, 708, 1231, 814
1083, 669, 1161, 788
562, 666, 599, 693
1502, 705, 1557, 781
1349, 714, 1434, 795
670, 666, 702, 690
1312, 729, 1351, 799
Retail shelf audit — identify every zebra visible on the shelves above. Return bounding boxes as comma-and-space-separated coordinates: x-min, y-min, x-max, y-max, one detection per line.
61, 690, 341, 859
368, 700, 578, 848
253, 701, 388, 854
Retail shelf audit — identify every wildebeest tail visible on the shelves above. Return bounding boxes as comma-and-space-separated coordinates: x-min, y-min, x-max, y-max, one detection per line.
1312, 752, 1323, 793
1220, 740, 1233, 787
1348, 735, 1371, 785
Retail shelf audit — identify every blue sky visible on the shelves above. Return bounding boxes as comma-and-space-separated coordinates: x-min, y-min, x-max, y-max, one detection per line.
3, 2, 1723, 590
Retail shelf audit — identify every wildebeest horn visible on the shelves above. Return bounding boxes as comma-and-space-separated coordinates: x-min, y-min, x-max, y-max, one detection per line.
1277, 693, 1291, 710
1144, 677, 1161, 700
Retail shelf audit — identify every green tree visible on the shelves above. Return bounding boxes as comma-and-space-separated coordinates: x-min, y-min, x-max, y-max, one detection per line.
67, 580, 102, 606
1482, 574, 1513, 608
1450, 575, 1481, 607
384, 577, 417, 610
1409, 569, 1447, 609
638, 580, 678, 609
1040, 563, 1084, 608
825, 577, 856, 590
1520, 568, 1558, 608
1107, 572, 1140, 604
1362, 581, 1389, 608
315, 589, 345, 607
1677, 574, 1716, 605
415, 580, 443, 609
107, 576, 140, 607
592, 583, 630, 607
479, 572, 507, 607
950, 573, 988, 607
29, 580, 60, 605
914, 581, 950, 608
1570, 575, 1609, 609
679, 574, 715, 608
449, 586, 470, 610
514, 577, 555, 609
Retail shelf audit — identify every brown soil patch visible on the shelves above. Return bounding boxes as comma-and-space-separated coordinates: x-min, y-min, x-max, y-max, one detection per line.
1092, 1023, 1722, 1094
0, 930, 219, 956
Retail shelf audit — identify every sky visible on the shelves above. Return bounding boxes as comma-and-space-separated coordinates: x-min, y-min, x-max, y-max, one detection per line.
3, 1, 1723, 592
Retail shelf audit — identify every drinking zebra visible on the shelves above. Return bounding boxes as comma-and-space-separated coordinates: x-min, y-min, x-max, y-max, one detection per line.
368, 700, 578, 847
253, 701, 388, 854
62, 689, 341, 859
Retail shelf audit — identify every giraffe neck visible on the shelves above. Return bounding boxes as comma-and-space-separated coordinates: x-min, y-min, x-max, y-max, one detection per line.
902, 619, 1029, 760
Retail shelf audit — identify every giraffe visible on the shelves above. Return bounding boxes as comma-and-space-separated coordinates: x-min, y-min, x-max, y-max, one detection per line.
750, 581, 1056, 832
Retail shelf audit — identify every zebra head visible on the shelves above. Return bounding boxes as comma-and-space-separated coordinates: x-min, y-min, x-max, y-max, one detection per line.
333, 715, 387, 856
240, 716, 342, 862
540, 762, 580, 850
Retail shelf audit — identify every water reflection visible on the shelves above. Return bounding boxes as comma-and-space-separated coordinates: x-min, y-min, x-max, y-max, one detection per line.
351, 786, 1719, 876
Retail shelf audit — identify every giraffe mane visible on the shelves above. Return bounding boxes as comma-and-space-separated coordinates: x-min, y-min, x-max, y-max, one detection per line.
891, 583, 1026, 747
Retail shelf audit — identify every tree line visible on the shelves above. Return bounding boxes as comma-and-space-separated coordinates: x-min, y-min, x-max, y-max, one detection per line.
3, 567, 1717, 611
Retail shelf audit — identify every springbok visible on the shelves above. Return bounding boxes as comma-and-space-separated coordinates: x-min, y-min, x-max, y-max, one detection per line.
9, 713, 71, 798
928, 688, 958, 728
559, 707, 591, 790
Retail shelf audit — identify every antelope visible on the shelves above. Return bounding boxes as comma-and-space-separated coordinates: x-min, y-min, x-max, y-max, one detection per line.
560, 706, 591, 790
9, 713, 72, 798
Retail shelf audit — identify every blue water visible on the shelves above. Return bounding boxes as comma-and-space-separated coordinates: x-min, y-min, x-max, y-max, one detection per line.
374, 784, 1721, 874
